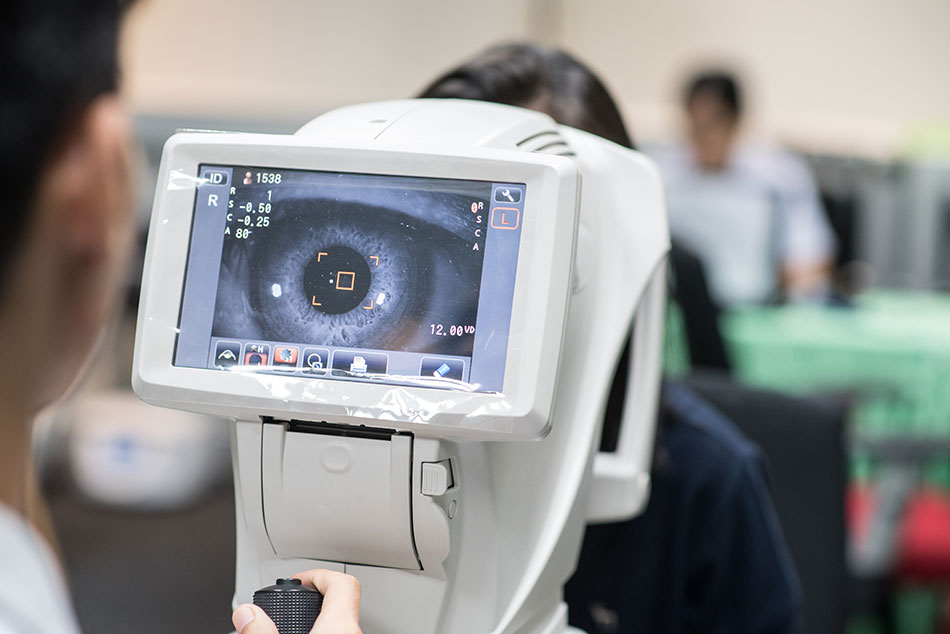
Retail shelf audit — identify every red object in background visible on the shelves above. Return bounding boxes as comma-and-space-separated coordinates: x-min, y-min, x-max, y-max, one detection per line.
847, 483, 875, 545
899, 487, 950, 580
848, 483, 950, 632
847, 483, 950, 579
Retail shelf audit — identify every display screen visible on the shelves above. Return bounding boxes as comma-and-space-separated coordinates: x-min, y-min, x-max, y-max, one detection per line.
173, 164, 525, 393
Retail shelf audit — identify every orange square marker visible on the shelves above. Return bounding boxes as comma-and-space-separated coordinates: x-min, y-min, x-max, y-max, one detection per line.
336, 271, 356, 291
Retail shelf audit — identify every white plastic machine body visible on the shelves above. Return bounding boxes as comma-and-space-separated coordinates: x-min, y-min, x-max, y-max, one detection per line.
132, 99, 669, 634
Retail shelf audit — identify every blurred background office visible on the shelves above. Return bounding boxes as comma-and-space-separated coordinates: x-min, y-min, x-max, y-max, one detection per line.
38, 1, 950, 633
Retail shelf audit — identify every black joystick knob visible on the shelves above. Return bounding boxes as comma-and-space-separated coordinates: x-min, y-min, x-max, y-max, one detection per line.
253, 578, 324, 634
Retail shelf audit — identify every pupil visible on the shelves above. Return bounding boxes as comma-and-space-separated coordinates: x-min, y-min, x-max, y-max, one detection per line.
304, 245, 372, 315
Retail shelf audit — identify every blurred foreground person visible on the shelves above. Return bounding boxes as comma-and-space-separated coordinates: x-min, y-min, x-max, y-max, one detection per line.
650, 70, 836, 306
422, 43, 802, 634
0, 2, 361, 633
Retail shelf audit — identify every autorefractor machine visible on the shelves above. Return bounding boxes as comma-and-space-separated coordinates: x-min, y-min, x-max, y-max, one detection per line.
132, 99, 669, 634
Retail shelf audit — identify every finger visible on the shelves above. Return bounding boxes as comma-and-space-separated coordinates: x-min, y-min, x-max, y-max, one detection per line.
292, 569, 361, 631
232, 603, 279, 634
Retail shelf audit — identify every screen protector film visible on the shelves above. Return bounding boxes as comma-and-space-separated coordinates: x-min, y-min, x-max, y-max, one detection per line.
173, 165, 525, 394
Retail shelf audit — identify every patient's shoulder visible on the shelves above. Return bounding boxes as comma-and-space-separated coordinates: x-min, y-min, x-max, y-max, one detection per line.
660, 380, 763, 475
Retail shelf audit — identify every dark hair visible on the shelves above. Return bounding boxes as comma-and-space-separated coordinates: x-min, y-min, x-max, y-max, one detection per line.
684, 70, 743, 120
418, 43, 635, 150
0, 0, 128, 283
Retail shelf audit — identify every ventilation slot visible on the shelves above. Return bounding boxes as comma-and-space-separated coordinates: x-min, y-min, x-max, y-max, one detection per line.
516, 130, 576, 157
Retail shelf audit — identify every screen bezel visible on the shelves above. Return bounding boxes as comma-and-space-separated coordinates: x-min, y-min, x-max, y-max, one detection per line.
133, 132, 579, 440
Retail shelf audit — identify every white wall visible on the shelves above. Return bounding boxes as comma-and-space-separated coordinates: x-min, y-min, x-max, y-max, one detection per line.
121, 0, 950, 157
120, 0, 551, 122
557, 0, 950, 157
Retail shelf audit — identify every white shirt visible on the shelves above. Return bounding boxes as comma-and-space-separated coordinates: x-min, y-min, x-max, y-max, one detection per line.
0, 504, 81, 634
648, 143, 836, 306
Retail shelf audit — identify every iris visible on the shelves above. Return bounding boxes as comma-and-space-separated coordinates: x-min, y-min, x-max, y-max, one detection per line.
211, 177, 488, 357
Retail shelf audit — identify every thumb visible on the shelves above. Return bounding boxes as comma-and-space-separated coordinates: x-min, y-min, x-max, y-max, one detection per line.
232, 604, 279, 634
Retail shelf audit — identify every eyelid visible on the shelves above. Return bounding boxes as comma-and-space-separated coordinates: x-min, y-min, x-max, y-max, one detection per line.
276, 186, 474, 241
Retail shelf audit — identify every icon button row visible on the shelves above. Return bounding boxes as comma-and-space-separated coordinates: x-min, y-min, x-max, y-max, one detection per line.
213, 342, 464, 382
214, 341, 392, 376
215, 341, 276, 369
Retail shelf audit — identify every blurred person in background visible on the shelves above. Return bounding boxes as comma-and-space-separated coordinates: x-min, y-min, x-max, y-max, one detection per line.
421, 43, 802, 634
420, 44, 732, 370
0, 2, 361, 633
649, 70, 836, 307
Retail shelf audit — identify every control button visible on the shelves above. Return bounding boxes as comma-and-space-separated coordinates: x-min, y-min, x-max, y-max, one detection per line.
490, 207, 520, 230
321, 442, 353, 474
420, 357, 464, 381
331, 350, 388, 375
302, 347, 330, 373
213, 341, 241, 369
494, 187, 522, 204
201, 168, 229, 186
244, 343, 270, 367
421, 460, 455, 496
273, 346, 299, 370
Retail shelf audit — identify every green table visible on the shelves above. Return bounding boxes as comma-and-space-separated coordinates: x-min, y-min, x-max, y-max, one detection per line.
722, 290, 950, 484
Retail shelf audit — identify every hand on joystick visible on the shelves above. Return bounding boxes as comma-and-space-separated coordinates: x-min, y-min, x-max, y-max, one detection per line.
232, 569, 362, 634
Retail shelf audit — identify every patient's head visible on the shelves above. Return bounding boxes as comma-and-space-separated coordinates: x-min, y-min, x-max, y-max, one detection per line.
419, 42, 634, 149
682, 70, 743, 171
421, 42, 640, 449
1, 0, 134, 412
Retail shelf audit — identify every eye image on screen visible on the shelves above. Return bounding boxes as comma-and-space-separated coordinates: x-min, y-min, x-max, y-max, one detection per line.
175, 164, 524, 393
210, 170, 490, 356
